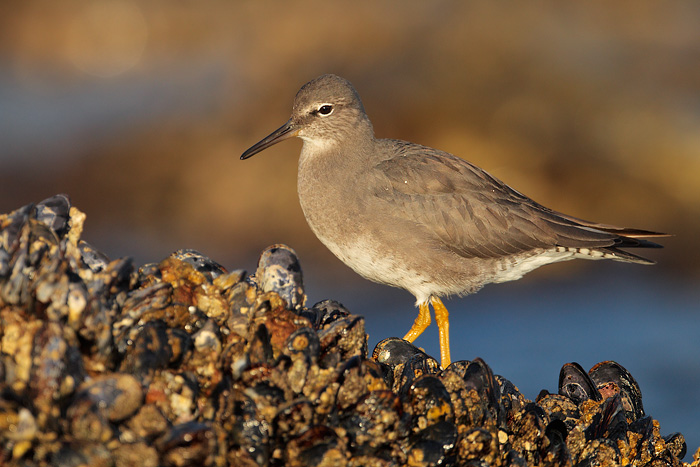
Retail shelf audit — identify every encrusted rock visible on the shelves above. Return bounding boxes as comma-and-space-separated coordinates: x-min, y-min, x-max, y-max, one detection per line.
0, 195, 693, 466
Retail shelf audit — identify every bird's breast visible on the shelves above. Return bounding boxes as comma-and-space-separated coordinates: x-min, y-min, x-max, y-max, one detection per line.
297, 149, 364, 245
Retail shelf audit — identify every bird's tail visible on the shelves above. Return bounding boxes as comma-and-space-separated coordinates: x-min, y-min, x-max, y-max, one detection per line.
559, 215, 670, 265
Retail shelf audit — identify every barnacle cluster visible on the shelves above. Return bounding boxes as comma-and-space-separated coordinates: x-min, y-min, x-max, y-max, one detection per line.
0, 195, 695, 466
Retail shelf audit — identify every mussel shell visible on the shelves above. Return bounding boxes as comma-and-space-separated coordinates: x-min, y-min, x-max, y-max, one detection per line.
170, 249, 227, 281
510, 402, 549, 460
29, 322, 85, 429
0, 203, 33, 254
284, 425, 347, 467
462, 359, 499, 403
311, 299, 351, 328
341, 390, 403, 448
536, 393, 580, 431
495, 374, 526, 421
252, 244, 306, 310
408, 420, 458, 466
576, 438, 621, 467
558, 362, 602, 405
372, 337, 430, 368
456, 427, 498, 465
588, 360, 644, 421
66, 374, 143, 442
228, 390, 271, 464
584, 394, 627, 443
317, 315, 367, 367
336, 356, 391, 409
394, 353, 441, 396
443, 358, 503, 429
33, 194, 71, 236
118, 320, 176, 382
543, 419, 570, 465
78, 240, 111, 273
403, 374, 454, 429
246, 323, 274, 364
662, 432, 687, 460
157, 421, 218, 467
285, 326, 320, 361
0, 248, 11, 277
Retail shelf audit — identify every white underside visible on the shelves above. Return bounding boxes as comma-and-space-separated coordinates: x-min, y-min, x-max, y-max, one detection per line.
490, 249, 578, 284
320, 233, 593, 306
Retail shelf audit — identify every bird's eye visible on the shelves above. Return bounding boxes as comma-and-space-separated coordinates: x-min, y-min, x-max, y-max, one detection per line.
317, 104, 333, 116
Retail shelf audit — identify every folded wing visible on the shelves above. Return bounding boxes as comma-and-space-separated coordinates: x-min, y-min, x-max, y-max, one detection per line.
372, 140, 666, 264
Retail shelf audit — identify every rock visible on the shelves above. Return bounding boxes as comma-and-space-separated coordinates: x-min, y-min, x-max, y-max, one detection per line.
0, 195, 691, 466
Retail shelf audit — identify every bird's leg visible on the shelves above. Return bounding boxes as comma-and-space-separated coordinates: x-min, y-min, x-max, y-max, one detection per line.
431, 296, 451, 368
403, 302, 431, 343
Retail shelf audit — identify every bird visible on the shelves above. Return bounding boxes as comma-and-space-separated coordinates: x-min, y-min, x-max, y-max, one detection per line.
240, 74, 666, 368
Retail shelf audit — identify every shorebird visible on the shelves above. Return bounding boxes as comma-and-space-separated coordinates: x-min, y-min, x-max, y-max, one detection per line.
241, 74, 666, 367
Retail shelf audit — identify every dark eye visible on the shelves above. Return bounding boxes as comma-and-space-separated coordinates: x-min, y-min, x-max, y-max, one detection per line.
317, 104, 333, 116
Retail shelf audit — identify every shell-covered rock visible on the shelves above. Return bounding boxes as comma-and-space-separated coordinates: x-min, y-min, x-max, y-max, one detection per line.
0, 195, 695, 466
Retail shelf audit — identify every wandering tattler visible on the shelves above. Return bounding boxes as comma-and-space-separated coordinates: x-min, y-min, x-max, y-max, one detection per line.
241, 74, 666, 367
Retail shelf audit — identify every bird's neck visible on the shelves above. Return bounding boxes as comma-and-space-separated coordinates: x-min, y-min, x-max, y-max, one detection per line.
300, 123, 376, 166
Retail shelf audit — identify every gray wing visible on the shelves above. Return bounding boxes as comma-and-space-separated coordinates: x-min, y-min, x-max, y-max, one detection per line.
371, 140, 664, 262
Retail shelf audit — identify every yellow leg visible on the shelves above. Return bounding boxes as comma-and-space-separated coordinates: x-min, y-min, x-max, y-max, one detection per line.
403, 302, 431, 343
431, 296, 451, 368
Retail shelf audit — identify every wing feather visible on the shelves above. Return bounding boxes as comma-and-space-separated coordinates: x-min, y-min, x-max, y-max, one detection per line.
371, 140, 665, 261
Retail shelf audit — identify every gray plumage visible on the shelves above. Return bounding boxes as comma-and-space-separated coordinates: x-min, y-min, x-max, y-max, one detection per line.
241, 74, 666, 365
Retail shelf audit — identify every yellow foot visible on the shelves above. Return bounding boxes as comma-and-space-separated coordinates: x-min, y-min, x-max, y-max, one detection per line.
431, 296, 451, 368
402, 297, 452, 369
402, 302, 431, 342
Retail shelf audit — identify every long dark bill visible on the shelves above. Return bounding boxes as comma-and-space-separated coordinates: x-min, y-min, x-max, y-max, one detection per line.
240, 120, 297, 160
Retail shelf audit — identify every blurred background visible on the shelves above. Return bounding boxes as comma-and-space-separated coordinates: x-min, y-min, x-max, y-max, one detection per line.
1, 0, 699, 457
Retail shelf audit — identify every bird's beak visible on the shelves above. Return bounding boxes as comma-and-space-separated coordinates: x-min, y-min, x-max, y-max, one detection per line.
240, 119, 298, 160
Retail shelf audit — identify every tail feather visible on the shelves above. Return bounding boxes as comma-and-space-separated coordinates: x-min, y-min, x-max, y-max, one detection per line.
600, 247, 657, 265
557, 213, 670, 240
613, 235, 665, 250
552, 213, 670, 265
